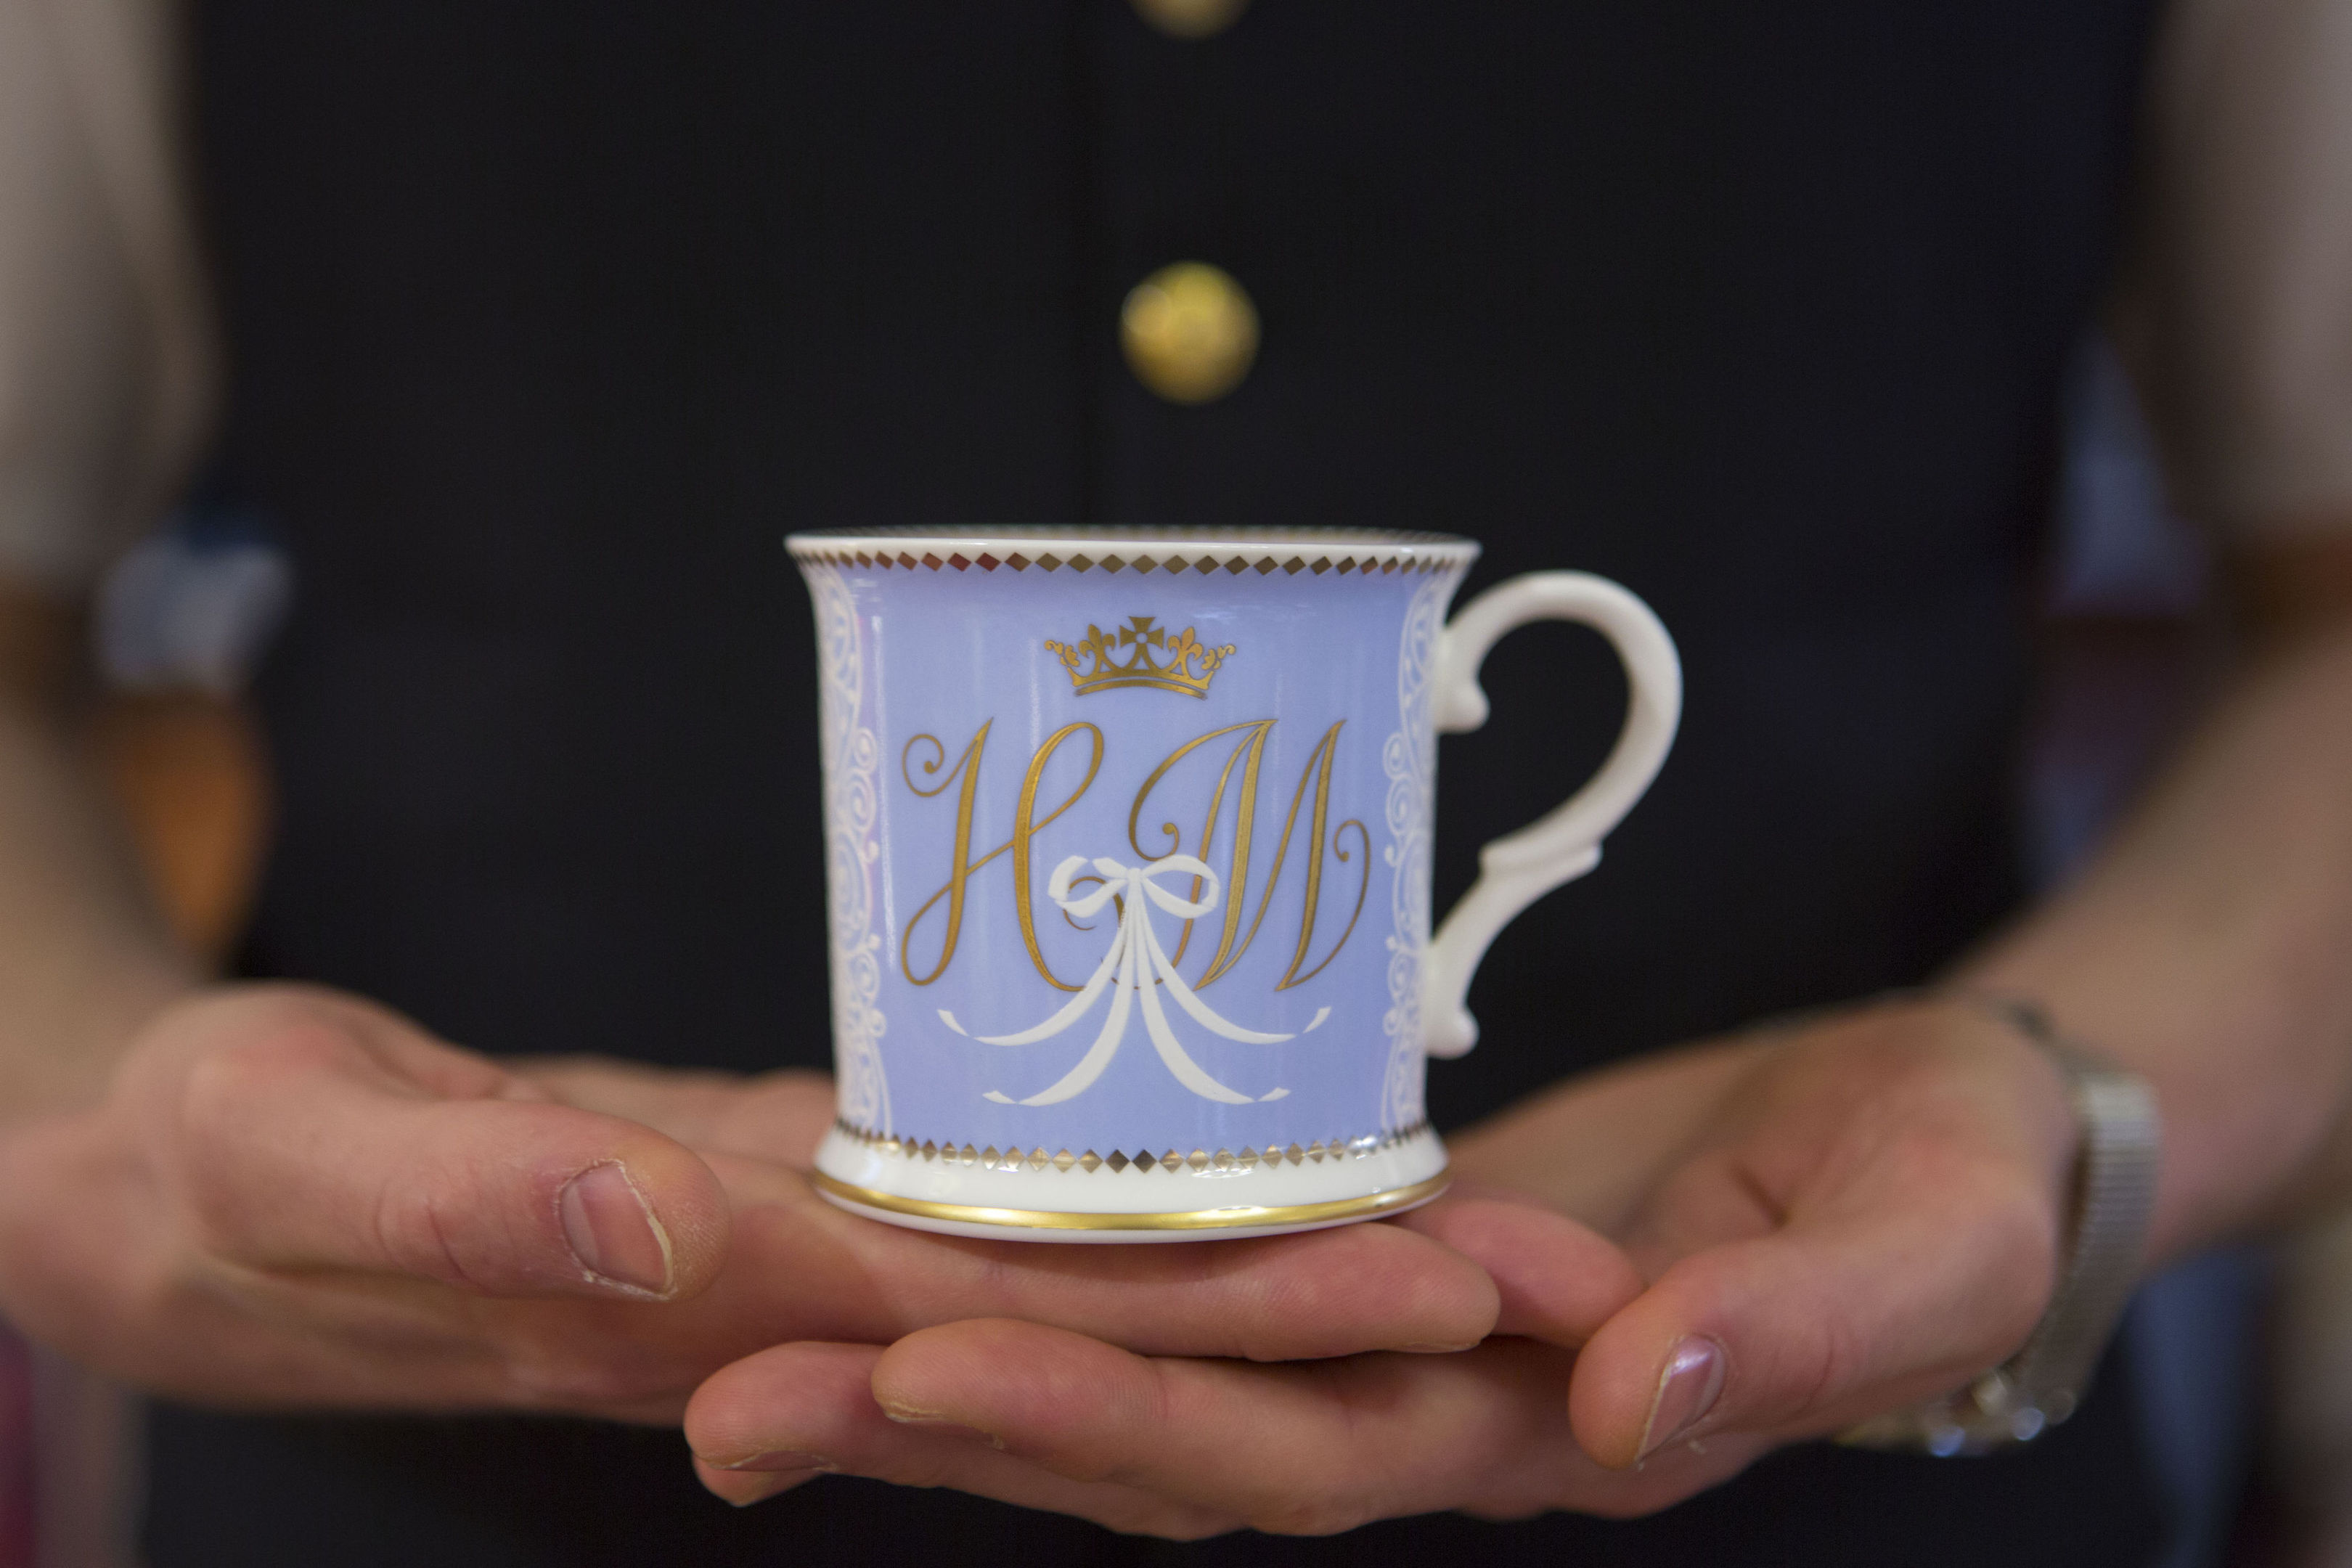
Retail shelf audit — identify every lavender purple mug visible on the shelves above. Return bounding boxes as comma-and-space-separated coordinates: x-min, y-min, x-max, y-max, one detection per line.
789, 528, 1679, 1241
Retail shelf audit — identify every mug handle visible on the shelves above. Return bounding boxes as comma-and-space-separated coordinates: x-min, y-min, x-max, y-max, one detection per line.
1424, 571, 1683, 1058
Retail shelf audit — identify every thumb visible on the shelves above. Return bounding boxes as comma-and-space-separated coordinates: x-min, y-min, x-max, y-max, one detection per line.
1397, 1187, 1643, 1344
152, 989, 729, 1301
1566, 1162, 2059, 1468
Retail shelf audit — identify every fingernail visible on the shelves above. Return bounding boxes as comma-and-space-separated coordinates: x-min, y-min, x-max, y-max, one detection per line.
1398, 1340, 1483, 1354
881, 1404, 1003, 1448
1638, 1336, 1726, 1459
560, 1161, 674, 1297
709, 1450, 836, 1474
703, 1467, 820, 1508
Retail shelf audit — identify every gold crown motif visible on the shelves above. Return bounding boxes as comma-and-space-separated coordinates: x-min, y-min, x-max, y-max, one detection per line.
1045, 616, 1236, 698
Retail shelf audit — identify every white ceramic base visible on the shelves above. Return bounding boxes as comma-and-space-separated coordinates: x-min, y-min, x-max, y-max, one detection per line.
811, 1124, 1450, 1243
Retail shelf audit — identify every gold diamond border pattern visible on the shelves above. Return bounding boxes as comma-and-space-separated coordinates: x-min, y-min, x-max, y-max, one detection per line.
787, 546, 1461, 579
831, 1116, 1436, 1177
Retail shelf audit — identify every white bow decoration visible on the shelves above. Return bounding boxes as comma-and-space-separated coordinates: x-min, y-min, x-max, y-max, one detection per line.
960, 853, 1294, 1106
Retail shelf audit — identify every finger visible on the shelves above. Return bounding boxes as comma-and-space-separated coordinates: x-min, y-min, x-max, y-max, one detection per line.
509, 1059, 836, 1169
723, 1193, 1500, 1360
505, 1058, 1498, 1357
872, 1320, 1541, 1531
1445, 1040, 1771, 1234
1398, 1189, 1644, 1343
852, 1320, 1761, 1530
1567, 1148, 2060, 1466
691, 1455, 826, 1511
685, 1341, 1238, 1538
153, 991, 730, 1302
497, 1051, 1503, 1358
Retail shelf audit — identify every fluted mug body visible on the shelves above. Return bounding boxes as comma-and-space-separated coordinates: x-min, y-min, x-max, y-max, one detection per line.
791, 527, 1678, 1241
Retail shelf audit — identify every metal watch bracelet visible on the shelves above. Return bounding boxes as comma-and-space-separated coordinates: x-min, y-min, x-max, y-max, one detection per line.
1839, 992, 2162, 1456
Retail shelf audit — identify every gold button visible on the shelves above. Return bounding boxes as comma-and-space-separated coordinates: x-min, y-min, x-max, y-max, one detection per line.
1121, 262, 1259, 405
1131, 0, 1249, 40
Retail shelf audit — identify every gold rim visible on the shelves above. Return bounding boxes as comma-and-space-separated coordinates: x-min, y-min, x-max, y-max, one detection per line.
787, 526, 1476, 552
788, 544, 1468, 579
811, 1170, 1450, 1232
784, 528, 1479, 579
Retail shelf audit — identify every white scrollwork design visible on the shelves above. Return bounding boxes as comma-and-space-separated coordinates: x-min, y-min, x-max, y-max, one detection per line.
966, 854, 1293, 1107
1381, 573, 1450, 1132
808, 564, 890, 1133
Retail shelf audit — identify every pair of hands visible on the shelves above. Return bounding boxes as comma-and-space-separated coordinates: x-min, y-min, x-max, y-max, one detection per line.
689, 995, 2079, 1533
0, 983, 2076, 1538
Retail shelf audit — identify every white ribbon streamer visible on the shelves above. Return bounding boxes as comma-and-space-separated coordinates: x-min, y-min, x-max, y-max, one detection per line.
976, 853, 1294, 1106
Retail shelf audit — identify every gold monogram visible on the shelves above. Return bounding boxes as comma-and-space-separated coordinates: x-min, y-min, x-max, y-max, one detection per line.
899, 717, 1368, 995
1127, 722, 1369, 990
899, 723, 1103, 989
1045, 616, 1236, 698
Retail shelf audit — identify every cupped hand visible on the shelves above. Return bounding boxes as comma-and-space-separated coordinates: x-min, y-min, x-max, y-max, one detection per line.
0, 983, 1508, 1422
684, 997, 2078, 1532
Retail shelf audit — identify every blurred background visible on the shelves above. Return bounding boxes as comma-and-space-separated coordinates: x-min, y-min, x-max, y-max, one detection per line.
4, 0, 2350, 1561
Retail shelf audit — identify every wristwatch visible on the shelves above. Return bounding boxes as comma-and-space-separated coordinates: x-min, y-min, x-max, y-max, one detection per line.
1840, 993, 2163, 1456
